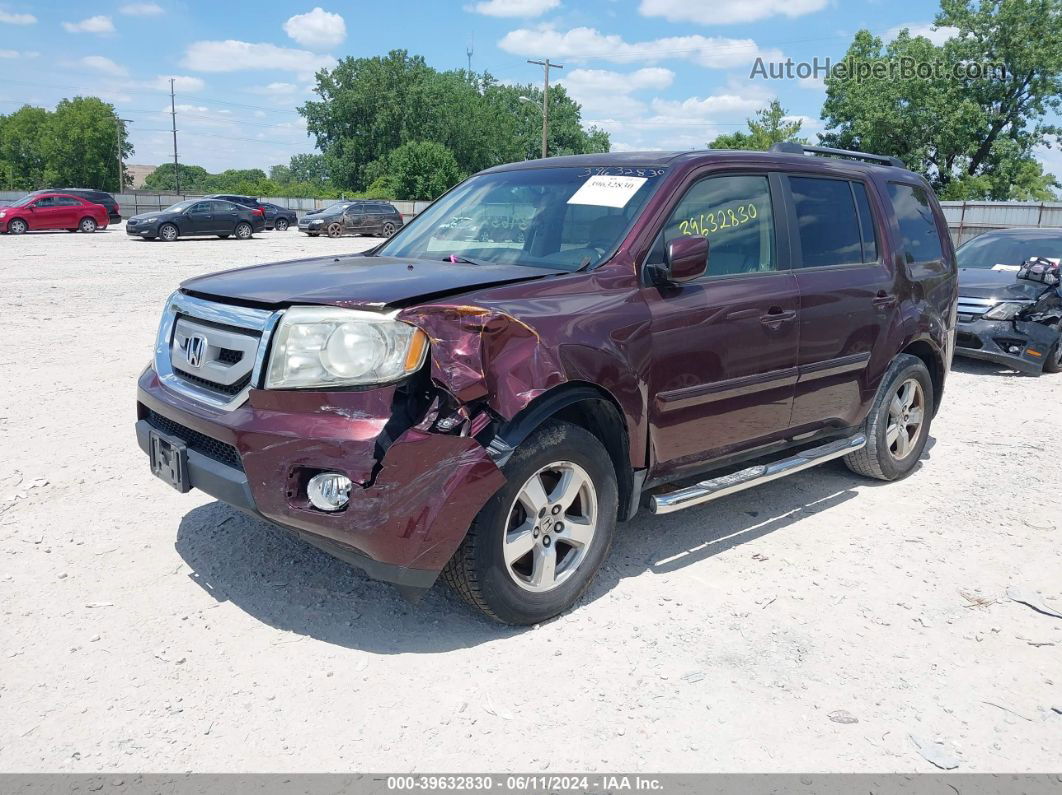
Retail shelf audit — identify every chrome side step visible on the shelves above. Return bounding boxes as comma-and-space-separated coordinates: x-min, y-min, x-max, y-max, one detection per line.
648, 434, 866, 515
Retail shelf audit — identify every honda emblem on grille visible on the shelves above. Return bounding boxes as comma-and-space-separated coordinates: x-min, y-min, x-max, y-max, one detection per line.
184, 334, 207, 368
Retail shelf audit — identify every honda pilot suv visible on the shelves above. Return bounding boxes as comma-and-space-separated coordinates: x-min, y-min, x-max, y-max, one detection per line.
136, 145, 957, 624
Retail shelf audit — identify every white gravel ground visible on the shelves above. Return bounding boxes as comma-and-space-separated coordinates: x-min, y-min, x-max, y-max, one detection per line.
1, 224, 1060, 773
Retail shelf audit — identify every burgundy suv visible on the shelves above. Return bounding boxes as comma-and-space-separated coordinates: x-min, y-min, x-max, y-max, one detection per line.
136, 146, 957, 624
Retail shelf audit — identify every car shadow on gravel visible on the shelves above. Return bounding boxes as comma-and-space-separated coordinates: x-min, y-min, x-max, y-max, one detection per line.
175, 501, 525, 651
950, 358, 1030, 378
175, 440, 934, 647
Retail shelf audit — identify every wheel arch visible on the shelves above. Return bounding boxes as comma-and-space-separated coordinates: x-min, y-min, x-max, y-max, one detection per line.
899, 338, 945, 415
489, 381, 642, 522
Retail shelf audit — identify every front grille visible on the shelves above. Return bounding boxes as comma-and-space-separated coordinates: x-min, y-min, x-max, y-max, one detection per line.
217, 348, 244, 365
173, 368, 251, 396
145, 410, 244, 471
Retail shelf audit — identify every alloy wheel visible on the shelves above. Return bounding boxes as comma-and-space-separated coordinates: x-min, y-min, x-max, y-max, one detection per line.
382, 222, 396, 236
80, 218, 96, 232
160, 224, 177, 242
503, 461, 598, 593
276, 219, 288, 231
886, 378, 925, 460
327, 222, 342, 238
9, 219, 27, 234
236, 223, 252, 239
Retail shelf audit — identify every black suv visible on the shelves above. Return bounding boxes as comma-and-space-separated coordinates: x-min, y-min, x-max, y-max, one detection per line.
33, 188, 121, 223
298, 200, 404, 238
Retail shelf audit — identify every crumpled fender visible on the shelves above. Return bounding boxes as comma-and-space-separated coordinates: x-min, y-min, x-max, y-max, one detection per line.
399, 304, 566, 418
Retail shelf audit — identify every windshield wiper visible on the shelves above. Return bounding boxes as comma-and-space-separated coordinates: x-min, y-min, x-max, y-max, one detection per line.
444, 254, 489, 266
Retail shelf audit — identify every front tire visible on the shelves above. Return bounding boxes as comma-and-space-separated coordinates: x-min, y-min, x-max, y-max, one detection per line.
159, 223, 179, 242
326, 222, 343, 238
845, 354, 933, 481
275, 219, 289, 231
1043, 328, 1062, 374
8, 218, 27, 234
442, 421, 618, 625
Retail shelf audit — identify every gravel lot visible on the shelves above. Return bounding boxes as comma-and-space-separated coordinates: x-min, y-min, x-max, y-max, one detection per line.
1, 223, 1060, 773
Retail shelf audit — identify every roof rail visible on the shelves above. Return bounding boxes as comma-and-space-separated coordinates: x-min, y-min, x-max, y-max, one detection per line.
770, 141, 905, 168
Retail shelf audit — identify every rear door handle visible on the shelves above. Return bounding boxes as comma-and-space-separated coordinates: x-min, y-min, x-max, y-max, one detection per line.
873, 291, 897, 310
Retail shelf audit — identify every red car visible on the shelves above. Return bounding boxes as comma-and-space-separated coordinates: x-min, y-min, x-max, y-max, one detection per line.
0, 192, 110, 234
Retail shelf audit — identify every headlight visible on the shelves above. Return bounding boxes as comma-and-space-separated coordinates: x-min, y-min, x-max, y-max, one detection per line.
0, 211, 6, 218
265, 306, 428, 389
983, 301, 1029, 320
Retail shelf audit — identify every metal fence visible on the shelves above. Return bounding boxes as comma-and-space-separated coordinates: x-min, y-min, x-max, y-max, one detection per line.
940, 200, 1062, 245
0, 190, 433, 222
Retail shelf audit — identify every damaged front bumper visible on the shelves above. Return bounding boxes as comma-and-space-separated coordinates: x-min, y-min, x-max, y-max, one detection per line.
954, 317, 1060, 375
136, 367, 505, 594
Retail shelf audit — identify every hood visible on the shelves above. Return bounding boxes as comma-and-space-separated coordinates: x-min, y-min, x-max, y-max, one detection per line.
129, 209, 176, 222
180, 253, 567, 308
958, 267, 1048, 301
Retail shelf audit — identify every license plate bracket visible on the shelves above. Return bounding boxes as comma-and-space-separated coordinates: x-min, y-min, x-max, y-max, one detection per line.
149, 430, 190, 493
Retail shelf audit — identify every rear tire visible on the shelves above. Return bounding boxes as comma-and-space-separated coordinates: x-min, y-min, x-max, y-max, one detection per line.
382, 221, 396, 237
845, 354, 933, 481
79, 217, 97, 233
442, 421, 618, 625
275, 219, 289, 231
159, 223, 179, 242
234, 222, 253, 240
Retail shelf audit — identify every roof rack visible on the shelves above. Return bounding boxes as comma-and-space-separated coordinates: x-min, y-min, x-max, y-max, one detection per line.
770, 141, 905, 168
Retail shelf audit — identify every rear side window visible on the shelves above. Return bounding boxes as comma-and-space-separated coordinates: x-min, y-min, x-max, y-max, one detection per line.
851, 182, 878, 262
887, 183, 944, 263
789, 177, 863, 268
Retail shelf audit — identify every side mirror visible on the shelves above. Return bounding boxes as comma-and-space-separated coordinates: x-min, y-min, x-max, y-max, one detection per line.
664, 235, 709, 283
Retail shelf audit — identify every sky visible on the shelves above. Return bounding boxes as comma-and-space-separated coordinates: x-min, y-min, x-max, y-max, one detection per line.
2, 0, 1060, 179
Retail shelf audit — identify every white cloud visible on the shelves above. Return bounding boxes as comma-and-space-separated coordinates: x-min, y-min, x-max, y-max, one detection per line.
283, 7, 346, 50
498, 25, 782, 68
62, 15, 115, 34
650, 93, 766, 120
559, 68, 674, 120
467, 0, 559, 17
563, 66, 674, 93
885, 22, 959, 46
182, 40, 336, 79
255, 81, 299, 94
640, 0, 826, 25
80, 55, 128, 76
0, 49, 17, 57
0, 10, 35, 24
150, 75, 205, 92
119, 2, 164, 15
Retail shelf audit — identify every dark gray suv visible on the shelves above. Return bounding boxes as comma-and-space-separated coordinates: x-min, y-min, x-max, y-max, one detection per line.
298, 200, 404, 238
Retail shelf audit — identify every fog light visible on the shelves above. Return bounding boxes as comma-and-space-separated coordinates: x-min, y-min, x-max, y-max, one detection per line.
306, 472, 352, 511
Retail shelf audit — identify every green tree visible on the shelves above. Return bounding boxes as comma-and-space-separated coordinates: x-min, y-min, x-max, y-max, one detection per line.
269, 164, 293, 184
483, 82, 611, 161
39, 97, 132, 192
820, 0, 1062, 199
709, 100, 807, 150
0, 105, 50, 190
288, 153, 330, 184
378, 141, 462, 200
300, 50, 608, 191
143, 163, 212, 192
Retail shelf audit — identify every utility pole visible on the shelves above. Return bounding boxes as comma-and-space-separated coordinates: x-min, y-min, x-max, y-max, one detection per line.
466, 35, 473, 73
527, 58, 562, 159
115, 118, 132, 192
169, 78, 180, 194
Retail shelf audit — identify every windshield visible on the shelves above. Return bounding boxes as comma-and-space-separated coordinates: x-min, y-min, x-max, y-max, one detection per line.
956, 232, 1062, 269
162, 199, 197, 213
377, 166, 667, 271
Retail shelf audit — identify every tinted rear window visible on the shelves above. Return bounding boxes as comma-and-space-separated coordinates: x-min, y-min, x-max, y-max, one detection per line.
887, 183, 944, 263
789, 177, 862, 268
851, 182, 879, 262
